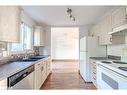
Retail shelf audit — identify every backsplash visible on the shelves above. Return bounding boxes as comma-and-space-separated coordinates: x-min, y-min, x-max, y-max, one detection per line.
107, 44, 126, 56
0, 51, 35, 66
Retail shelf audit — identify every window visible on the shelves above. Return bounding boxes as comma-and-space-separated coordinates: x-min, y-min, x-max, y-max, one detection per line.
10, 22, 33, 52
22, 23, 32, 50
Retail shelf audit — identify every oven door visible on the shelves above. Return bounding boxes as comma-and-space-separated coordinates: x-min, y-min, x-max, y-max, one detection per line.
97, 64, 127, 90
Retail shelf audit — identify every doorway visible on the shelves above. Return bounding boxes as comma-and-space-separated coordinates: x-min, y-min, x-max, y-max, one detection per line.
51, 27, 79, 73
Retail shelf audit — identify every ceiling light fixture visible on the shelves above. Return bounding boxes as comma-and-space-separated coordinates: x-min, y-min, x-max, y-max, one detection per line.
67, 8, 76, 21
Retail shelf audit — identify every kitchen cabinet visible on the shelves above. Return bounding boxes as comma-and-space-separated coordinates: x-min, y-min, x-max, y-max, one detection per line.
90, 59, 97, 87
46, 57, 51, 76
34, 61, 43, 89
34, 26, 45, 46
41, 61, 47, 83
34, 57, 51, 89
111, 6, 127, 29
99, 15, 112, 45
89, 24, 101, 37
0, 6, 21, 42
0, 78, 7, 90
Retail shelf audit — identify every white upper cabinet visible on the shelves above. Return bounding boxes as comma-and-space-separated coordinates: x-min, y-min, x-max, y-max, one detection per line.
99, 15, 112, 45
34, 26, 45, 46
112, 6, 127, 28
89, 24, 101, 37
0, 6, 21, 42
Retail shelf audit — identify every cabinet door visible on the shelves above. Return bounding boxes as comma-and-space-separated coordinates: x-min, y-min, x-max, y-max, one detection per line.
99, 15, 112, 45
0, 78, 7, 90
40, 31, 45, 46
34, 26, 45, 46
46, 59, 51, 76
41, 61, 47, 83
34, 63, 42, 89
34, 27, 41, 46
89, 24, 101, 37
112, 6, 126, 28
0, 6, 20, 42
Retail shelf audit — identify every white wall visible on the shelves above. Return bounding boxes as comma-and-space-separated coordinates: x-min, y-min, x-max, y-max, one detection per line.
107, 33, 127, 57
79, 26, 89, 38
21, 10, 36, 27
51, 27, 79, 60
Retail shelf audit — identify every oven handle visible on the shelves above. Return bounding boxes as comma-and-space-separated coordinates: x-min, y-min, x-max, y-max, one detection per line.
97, 64, 127, 82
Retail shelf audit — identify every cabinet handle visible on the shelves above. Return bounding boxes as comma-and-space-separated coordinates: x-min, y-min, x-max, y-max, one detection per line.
110, 37, 112, 42
93, 72, 96, 74
42, 66, 43, 71
93, 67, 96, 69
125, 14, 127, 20
93, 77, 96, 80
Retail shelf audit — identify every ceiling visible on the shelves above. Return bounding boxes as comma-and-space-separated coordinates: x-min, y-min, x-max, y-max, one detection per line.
22, 6, 114, 26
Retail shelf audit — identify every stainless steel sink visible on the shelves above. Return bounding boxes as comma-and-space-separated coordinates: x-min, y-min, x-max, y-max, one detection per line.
30, 56, 45, 59
17, 59, 39, 62
16, 56, 45, 62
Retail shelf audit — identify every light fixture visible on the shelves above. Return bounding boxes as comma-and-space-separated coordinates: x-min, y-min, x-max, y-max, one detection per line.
67, 8, 76, 21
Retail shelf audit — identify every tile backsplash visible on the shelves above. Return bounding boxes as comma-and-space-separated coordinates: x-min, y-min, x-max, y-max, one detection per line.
107, 44, 126, 56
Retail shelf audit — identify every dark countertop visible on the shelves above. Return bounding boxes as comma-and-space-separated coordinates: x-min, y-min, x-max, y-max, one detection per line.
90, 57, 108, 60
90, 55, 121, 61
0, 55, 50, 81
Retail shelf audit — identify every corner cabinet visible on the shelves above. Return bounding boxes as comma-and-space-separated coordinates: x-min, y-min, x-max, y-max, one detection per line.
0, 6, 21, 42
34, 26, 45, 46
112, 6, 127, 28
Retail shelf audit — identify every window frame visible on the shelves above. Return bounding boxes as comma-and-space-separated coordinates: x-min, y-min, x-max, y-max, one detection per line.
9, 22, 33, 53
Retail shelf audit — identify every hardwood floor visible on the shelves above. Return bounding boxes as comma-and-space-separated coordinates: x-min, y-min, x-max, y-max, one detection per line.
40, 61, 96, 90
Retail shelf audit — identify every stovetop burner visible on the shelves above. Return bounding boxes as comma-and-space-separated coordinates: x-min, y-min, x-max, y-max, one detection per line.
113, 61, 127, 64
101, 61, 112, 64
118, 67, 127, 71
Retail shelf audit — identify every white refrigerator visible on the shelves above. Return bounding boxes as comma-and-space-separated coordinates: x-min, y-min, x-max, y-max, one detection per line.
79, 36, 106, 82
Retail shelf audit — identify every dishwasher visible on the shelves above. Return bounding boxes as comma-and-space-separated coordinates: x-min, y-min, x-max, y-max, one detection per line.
8, 65, 34, 89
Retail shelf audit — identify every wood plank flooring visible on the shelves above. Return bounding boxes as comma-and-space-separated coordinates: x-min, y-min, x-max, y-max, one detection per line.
40, 61, 96, 90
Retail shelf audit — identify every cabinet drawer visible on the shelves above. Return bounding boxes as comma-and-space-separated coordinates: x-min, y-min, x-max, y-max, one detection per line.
35, 61, 43, 69
92, 67, 96, 72
92, 75, 96, 80
92, 71, 96, 75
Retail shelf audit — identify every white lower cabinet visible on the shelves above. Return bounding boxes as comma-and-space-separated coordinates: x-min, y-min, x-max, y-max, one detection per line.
46, 58, 51, 76
41, 61, 47, 84
0, 78, 7, 90
34, 61, 43, 89
34, 57, 51, 89
90, 59, 97, 87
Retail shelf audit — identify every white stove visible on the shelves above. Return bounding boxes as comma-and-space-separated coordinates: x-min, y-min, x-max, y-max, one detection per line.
96, 60, 127, 90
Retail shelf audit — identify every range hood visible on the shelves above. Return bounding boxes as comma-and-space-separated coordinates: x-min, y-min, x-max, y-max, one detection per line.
108, 24, 127, 34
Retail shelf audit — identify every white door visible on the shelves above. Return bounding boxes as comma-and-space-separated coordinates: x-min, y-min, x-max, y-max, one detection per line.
80, 37, 87, 52
79, 52, 87, 80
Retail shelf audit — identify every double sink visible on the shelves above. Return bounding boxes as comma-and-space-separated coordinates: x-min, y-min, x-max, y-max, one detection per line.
16, 56, 46, 62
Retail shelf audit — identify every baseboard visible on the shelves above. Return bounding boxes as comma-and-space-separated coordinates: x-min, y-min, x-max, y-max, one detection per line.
52, 59, 79, 62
